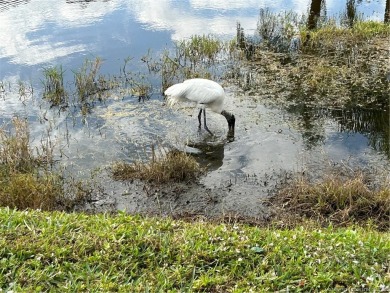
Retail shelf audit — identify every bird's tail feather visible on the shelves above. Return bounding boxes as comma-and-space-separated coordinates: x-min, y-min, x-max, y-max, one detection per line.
164, 83, 189, 108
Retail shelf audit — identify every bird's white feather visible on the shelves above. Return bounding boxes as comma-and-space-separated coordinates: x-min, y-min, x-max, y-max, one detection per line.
164, 78, 225, 113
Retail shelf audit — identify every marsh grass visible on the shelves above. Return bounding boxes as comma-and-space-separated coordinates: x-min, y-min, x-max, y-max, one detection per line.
176, 34, 223, 68
0, 173, 62, 210
142, 35, 225, 91
73, 57, 119, 102
0, 118, 92, 211
130, 82, 152, 101
42, 65, 67, 107
302, 20, 390, 55
111, 147, 203, 183
256, 8, 304, 52
0, 118, 63, 210
254, 8, 390, 54
0, 117, 36, 173
17, 80, 33, 101
270, 172, 390, 230
1, 208, 389, 292
125, 72, 153, 102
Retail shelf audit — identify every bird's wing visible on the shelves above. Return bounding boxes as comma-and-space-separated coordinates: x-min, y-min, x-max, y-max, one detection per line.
182, 79, 225, 105
164, 79, 225, 112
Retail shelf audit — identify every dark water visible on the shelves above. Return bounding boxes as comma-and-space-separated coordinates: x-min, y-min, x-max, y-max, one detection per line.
0, 0, 388, 189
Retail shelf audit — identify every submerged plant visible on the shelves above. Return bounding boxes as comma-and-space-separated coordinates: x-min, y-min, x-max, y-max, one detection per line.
42, 65, 67, 107
73, 57, 119, 102
17, 80, 33, 101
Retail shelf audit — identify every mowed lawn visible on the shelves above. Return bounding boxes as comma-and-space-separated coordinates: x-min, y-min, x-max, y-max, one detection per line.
0, 208, 389, 292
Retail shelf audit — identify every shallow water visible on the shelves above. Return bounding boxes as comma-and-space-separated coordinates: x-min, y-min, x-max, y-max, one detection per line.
0, 1, 389, 216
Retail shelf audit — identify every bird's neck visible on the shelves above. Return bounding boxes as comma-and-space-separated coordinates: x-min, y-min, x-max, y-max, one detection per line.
221, 110, 233, 119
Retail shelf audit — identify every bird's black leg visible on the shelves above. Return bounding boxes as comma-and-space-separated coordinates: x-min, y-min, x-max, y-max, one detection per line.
203, 109, 213, 135
198, 109, 202, 129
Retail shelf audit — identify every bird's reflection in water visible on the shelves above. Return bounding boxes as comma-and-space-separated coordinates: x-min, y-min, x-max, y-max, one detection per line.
185, 141, 225, 171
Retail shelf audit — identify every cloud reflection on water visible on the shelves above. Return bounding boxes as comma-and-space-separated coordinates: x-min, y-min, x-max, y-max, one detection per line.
0, 0, 385, 67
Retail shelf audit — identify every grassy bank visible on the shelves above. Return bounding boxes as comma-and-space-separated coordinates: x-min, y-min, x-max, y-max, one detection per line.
1, 208, 389, 292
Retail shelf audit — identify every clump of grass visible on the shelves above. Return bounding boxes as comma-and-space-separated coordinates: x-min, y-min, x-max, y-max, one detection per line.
42, 65, 67, 107
124, 72, 153, 102
302, 20, 390, 55
256, 8, 304, 53
0, 118, 93, 211
130, 82, 152, 102
142, 36, 225, 92
112, 147, 203, 183
73, 57, 118, 102
177, 34, 223, 67
0, 118, 63, 210
0, 173, 62, 210
271, 172, 390, 230
0, 117, 36, 173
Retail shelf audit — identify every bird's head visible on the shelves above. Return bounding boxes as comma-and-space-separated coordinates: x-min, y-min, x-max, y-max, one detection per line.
221, 110, 235, 140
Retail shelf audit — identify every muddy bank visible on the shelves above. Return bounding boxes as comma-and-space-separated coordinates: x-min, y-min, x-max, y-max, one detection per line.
79, 167, 293, 222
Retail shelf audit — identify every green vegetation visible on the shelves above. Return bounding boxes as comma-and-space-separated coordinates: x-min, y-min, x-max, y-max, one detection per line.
142, 35, 226, 91
0, 15, 389, 292
112, 147, 203, 183
0, 208, 389, 292
73, 57, 119, 102
42, 65, 67, 107
302, 20, 390, 54
176, 34, 223, 67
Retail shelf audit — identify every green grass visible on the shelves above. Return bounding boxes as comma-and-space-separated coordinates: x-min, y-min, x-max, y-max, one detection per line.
302, 20, 390, 55
177, 34, 223, 66
0, 208, 389, 292
73, 57, 118, 102
42, 65, 67, 107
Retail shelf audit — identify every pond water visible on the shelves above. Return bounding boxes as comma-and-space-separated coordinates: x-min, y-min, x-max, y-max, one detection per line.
0, 0, 388, 216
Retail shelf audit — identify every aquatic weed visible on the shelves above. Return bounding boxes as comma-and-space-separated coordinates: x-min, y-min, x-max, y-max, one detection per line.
42, 65, 67, 108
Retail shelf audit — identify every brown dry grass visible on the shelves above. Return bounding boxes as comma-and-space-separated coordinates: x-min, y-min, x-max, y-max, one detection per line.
0, 173, 62, 210
0, 118, 62, 210
111, 148, 203, 184
270, 172, 390, 230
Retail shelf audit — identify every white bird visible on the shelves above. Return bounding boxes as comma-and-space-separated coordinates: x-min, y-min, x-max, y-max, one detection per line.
164, 78, 235, 138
